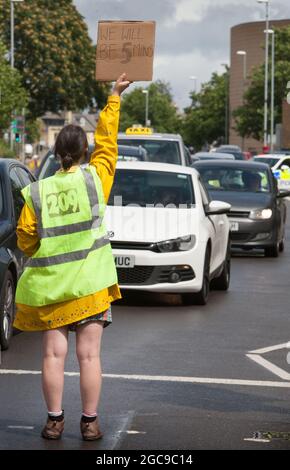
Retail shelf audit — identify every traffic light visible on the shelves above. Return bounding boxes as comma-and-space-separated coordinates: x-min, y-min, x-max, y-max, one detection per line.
15, 133, 21, 143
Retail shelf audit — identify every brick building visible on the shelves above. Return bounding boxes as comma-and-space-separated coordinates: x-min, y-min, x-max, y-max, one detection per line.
230, 19, 290, 154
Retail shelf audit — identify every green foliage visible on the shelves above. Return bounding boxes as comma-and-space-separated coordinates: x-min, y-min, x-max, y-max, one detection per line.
119, 81, 181, 133
0, 0, 110, 118
181, 71, 227, 150
234, 26, 290, 140
0, 139, 16, 158
0, 41, 28, 134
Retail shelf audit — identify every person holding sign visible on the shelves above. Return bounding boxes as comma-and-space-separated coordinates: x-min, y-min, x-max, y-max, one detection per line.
14, 74, 131, 441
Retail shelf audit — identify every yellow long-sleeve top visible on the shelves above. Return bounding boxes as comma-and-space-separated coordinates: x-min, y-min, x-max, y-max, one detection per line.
13, 95, 121, 331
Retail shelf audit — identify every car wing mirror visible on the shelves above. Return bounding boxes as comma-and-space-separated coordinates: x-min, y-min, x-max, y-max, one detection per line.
277, 189, 290, 198
205, 200, 231, 215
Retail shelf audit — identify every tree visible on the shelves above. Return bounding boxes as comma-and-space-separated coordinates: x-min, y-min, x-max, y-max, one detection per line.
0, 0, 110, 118
0, 40, 28, 135
119, 81, 181, 133
181, 71, 227, 150
233, 26, 290, 141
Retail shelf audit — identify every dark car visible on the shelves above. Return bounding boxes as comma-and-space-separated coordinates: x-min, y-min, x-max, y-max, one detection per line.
0, 159, 35, 349
215, 146, 245, 160
36, 145, 147, 180
193, 160, 290, 257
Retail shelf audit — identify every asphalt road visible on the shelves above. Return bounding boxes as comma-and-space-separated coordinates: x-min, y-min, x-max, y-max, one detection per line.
1, 203, 290, 450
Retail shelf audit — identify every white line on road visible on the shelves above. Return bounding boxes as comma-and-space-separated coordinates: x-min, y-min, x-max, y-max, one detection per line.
249, 342, 289, 355
246, 354, 290, 381
244, 438, 270, 443
1, 368, 290, 388
8, 426, 34, 430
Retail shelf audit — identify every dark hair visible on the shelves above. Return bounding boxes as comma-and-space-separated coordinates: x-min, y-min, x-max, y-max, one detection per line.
55, 124, 88, 170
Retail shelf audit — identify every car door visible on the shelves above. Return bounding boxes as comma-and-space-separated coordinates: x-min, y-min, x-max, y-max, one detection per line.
8, 166, 35, 272
198, 180, 222, 272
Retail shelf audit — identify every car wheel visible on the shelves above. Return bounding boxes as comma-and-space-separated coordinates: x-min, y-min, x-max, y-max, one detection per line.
279, 239, 285, 252
0, 271, 16, 351
264, 242, 279, 258
211, 242, 231, 291
183, 247, 210, 306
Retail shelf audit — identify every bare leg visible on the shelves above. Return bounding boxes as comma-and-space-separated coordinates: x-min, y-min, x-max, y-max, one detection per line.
76, 321, 103, 415
42, 326, 69, 412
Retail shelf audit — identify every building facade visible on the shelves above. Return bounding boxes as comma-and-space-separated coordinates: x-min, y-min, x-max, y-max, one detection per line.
230, 19, 290, 154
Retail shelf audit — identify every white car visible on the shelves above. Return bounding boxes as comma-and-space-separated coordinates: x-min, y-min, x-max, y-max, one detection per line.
105, 162, 231, 305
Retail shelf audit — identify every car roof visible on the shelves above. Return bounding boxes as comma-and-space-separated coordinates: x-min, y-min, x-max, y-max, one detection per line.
116, 160, 199, 176
193, 160, 270, 170
118, 132, 182, 141
0, 158, 27, 168
195, 152, 235, 159
254, 154, 286, 159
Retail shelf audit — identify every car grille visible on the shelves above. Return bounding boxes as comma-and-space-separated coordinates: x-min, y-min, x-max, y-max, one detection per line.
111, 241, 155, 251
117, 266, 154, 284
230, 232, 251, 242
117, 265, 195, 285
228, 211, 250, 218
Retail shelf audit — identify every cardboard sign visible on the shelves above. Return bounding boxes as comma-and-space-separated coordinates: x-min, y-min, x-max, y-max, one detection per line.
96, 20, 156, 81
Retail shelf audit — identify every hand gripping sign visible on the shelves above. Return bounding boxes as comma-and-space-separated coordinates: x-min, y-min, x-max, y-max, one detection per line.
96, 21, 156, 81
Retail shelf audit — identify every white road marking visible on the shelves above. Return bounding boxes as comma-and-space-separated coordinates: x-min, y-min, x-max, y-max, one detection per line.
1, 368, 290, 388
249, 342, 289, 355
125, 430, 146, 435
246, 354, 290, 381
244, 438, 270, 443
8, 426, 34, 430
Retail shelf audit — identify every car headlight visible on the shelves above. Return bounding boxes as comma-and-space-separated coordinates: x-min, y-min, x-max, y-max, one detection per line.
157, 235, 196, 252
249, 208, 273, 220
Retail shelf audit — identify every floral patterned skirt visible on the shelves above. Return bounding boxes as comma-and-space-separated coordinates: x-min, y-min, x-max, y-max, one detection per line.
68, 307, 112, 331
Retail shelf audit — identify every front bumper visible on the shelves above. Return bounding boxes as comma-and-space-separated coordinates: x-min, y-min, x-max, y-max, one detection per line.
229, 216, 277, 248
112, 245, 206, 293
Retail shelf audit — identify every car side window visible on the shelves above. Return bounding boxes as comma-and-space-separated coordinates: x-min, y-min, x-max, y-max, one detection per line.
199, 180, 211, 211
9, 168, 25, 220
14, 166, 35, 187
278, 158, 290, 169
184, 145, 192, 166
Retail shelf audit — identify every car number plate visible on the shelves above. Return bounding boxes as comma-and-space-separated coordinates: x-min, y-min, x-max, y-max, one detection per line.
230, 222, 239, 232
114, 255, 135, 268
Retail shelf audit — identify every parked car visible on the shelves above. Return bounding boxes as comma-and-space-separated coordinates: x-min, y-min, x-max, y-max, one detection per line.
117, 127, 192, 166
36, 145, 147, 180
106, 161, 231, 305
193, 160, 289, 257
0, 159, 35, 349
193, 152, 235, 161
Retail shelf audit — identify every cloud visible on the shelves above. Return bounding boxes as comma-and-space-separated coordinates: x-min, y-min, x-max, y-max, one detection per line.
73, 0, 290, 108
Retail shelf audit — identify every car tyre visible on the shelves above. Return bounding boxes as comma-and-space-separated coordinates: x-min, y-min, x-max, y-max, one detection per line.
279, 239, 285, 252
264, 242, 279, 258
183, 247, 210, 306
211, 241, 231, 291
0, 271, 16, 351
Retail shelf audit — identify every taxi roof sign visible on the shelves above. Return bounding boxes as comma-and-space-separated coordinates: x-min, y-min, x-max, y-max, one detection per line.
125, 127, 153, 135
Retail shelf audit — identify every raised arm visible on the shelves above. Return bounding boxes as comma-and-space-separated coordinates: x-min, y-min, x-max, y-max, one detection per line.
90, 74, 131, 202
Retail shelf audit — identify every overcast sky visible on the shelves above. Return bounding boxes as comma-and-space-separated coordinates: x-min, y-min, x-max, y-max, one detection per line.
74, 0, 290, 110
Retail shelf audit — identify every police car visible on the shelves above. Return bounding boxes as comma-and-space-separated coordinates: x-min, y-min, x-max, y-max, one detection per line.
117, 127, 192, 166
253, 154, 290, 190
106, 161, 231, 305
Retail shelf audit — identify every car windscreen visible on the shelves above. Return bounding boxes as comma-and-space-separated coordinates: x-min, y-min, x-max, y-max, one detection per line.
108, 169, 195, 207
253, 157, 279, 167
197, 166, 271, 193
117, 139, 181, 165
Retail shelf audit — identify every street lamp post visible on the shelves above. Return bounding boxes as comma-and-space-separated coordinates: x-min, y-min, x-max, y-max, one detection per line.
142, 89, 149, 127
236, 50, 247, 150
10, 0, 24, 150
265, 29, 275, 152
11, 0, 24, 69
189, 76, 197, 93
221, 63, 229, 145
257, 0, 270, 148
